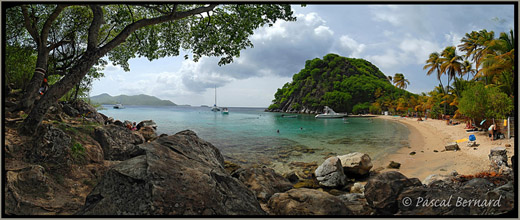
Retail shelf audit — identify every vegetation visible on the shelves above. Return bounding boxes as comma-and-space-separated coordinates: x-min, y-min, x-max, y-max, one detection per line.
89, 93, 177, 106
268, 53, 415, 113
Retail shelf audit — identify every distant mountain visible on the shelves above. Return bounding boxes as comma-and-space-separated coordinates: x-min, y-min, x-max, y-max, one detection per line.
89, 93, 177, 106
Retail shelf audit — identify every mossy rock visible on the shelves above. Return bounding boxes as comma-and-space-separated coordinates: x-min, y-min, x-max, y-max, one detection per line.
224, 161, 241, 174
293, 179, 320, 189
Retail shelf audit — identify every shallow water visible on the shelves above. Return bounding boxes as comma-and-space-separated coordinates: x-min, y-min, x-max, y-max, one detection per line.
99, 105, 409, 173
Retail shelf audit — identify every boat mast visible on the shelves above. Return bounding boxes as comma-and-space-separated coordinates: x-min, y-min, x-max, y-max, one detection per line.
214, 85, 217, 107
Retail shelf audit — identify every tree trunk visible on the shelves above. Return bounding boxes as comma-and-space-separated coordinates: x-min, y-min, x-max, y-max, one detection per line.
20, 53, 98, 134
21, 48, 49, 111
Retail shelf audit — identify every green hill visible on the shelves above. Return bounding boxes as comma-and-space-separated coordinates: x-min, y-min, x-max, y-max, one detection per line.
89, 93, 177, 106
268, 53, 414, 114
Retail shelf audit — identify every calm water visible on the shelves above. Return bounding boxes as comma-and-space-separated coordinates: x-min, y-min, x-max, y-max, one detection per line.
99, 105, 409, 173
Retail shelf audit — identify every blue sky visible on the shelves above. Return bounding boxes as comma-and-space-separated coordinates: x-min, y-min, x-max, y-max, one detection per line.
91, 4, 515, 107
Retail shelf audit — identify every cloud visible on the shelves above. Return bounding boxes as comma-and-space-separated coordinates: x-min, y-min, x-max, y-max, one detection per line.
399, 38, 441, 64
338, 35, 366, 58
364, 49, 401, 70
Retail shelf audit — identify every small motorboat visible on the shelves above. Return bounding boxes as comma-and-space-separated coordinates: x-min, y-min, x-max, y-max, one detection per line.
113, 103, 125, 109
281, 114, 298, 118
315, 106, 347, 118
222, 107, 229, 114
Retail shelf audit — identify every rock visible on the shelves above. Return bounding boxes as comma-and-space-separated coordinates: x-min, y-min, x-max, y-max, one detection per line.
484, 181, 514, 215
267, 188, 351, 215
337, 152, 373, 176
445, 142, 460, 151
78, 130, 265, 215
433, 150, 439, 152
223, 161, 241, 174
94, 124, 146, 161
387, 161, 401, 169
422, 174, 452, 187
314, 156, 347, 188
350, 182, 364, 194
338, 193, 374, 215
489, 147, 508, 168
113, 120, 123, 127
231, 167, 293, 203
450, 170, 458, 176
467, 141, 478, 147
283, 171, 299, 184
138, 126, 157, 142
62, 100, 105, 124
462, 178, 493, 189
5, 165, 54, 215
31, 125, 73, 169
505, 144, 511, 148
364, 171, 422, 214
136, 120, 157, 130
293, 179, 320, 189
409, 151, 416, 155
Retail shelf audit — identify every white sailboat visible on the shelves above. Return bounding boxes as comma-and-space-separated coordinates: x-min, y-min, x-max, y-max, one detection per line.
211, 86, 220, 112
315, 106, 347, 118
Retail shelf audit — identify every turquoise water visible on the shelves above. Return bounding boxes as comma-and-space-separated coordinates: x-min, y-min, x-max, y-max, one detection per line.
99, 105, 409, 172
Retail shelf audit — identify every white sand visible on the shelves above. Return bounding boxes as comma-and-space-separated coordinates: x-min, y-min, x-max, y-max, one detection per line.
373, 116, 515, 180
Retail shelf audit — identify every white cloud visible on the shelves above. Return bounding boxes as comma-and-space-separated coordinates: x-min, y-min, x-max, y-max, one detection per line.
364, 49, 401, 70
399, 38, 441, 64
314, 25, 334, 36
338, 35, 366, 58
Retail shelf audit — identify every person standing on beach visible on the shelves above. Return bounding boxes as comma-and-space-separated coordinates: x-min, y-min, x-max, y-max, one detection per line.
489, 121, 498, 141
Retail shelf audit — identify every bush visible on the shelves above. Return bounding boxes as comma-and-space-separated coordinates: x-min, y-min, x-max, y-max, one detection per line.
458, 83, 513, 121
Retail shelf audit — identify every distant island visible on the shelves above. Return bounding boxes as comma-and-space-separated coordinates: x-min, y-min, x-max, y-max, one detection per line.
89, 93, 177, 106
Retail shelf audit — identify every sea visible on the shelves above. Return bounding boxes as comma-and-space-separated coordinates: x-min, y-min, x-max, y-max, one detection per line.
99, 105, 410, 173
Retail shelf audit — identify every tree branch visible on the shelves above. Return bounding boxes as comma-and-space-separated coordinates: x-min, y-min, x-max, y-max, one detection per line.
20, 5, 39, 44
142, 4, 169, 15
48, 39, 71, 51
98, 4, 218, 56
40, 4, 68, 45
87, 5, 104, 51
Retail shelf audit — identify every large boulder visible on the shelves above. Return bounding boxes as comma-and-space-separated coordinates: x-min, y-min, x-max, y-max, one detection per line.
422, 174, 453, 187
30, 125, 73, 169
62, 100, 105, 124
314, 156, 347, 188
338, 193, 374, 215
139, 126, 157, 142
445, 142, 460, 151
137, 120, 157, 130
94, 124, 146, 161
267, 188, 352, 215
364, 171, 422, 214
231, 167, 293, 203
337, 152, 373, 176
78, 130, 265, 215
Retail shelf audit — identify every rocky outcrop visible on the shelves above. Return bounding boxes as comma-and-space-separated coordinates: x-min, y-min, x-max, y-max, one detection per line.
267, 188, 352, 215
422, 174, 453, 187
62, 100, 105, 124
94, 124, 145, 161
338, 152, 373, 176
231, 167, 293, 203
314, 156, 347, 188
78, 130, 265, 215
364, 171, 422, 214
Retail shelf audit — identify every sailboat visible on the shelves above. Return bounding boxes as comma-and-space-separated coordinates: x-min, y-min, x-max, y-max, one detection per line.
211, 86, 220, 112
315, 106, 347, 118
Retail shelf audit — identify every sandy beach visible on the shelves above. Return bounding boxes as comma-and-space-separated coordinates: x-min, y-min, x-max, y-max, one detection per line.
373, 115, 515, 181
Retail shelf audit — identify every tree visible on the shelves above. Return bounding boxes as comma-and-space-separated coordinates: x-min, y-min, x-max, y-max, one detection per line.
461, 60, 475, 81
18, 4, 296, 134
440, 46, 463, 97
392, 73, 410, 89
458, 82, 513, 123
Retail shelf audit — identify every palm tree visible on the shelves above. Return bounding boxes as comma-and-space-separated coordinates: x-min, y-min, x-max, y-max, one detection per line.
423, 52, 444, 92
461, 60, 475, 81
392, 73, 410, 89
477, 30, 515, 82
440, 46, 463, 96
458, 29, 494, 74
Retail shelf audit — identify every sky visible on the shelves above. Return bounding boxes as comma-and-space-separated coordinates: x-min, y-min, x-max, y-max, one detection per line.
90, 4, 515, 107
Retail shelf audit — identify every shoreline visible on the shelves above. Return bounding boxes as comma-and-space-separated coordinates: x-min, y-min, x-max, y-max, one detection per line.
373, 115, 515, 180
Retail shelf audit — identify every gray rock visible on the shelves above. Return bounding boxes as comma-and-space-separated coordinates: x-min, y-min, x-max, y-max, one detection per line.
338, 152, 373, 176
338, 193, 374, 215
350, 182, 365, 194
422, 174, 452, 187
314, 156, 347, 188
489, 147, 508, 168
78, 130, 265, 215
31, 125, 73, 168
364, 171, 422, 214
387, 161, 401, 169
268, 188, 351, 215
94, 124, 146, 161
137, 120, 157, 130
138, 126, 157, 142
445, 142, 460, 151
232, 167, 293, 203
